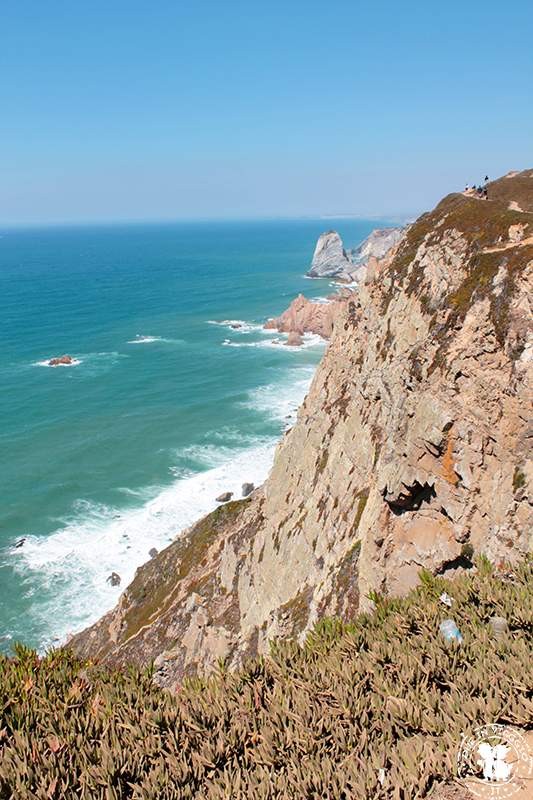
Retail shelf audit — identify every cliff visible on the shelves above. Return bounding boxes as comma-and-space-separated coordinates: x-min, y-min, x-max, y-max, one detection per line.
71, 170, 533, 687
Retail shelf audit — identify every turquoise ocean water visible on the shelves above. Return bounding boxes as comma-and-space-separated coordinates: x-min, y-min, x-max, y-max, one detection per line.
0, 218, 387, 650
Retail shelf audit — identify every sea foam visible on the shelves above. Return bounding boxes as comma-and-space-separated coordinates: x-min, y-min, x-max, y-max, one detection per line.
9, 366, 316, 650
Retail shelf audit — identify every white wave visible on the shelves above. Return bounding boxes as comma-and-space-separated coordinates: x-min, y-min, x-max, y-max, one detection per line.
127, 335, 162, 344
33, 352, 128, 375
207, 319, 270, 334
10, 441, 278, 650
242, 364, 316, 425
222, 332, 325, 351
34, 358, 82, 368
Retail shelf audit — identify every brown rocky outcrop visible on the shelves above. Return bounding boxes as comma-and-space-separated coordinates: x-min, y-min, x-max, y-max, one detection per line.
265, 292, 348, 340
71, 170, 533, 688
48, 354, 74, 366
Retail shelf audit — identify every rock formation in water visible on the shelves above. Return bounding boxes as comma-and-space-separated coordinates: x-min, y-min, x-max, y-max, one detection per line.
307, 225, 406, 281
48, 354, 74, 366
307, 230, 353, 279
264, 293, 346, 340
71, 170, 533, 688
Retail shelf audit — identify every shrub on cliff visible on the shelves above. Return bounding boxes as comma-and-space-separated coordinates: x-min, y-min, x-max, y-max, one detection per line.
0, 558, 531, 799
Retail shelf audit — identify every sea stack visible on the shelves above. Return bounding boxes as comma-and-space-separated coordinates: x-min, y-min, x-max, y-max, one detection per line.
307, 231, 353, 279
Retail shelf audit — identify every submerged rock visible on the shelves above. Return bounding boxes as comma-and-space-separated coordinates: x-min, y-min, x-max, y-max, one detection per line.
149, 548, 158, 559
241, 482, 254, 497
106, 572, 121, 587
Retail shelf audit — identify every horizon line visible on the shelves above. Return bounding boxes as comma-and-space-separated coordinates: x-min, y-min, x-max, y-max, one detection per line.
0, 211, 418, 231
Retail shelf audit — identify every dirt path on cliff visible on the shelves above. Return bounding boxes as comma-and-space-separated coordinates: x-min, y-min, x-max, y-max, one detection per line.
482, 234, 533, 253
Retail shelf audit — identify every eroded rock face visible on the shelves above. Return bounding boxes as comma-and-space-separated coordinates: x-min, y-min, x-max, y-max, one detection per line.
71, 170, 533, 687
349, 226, 406, 266
307, 226, 406, 281
307, 231, 353, 278
265, 293, 344, 339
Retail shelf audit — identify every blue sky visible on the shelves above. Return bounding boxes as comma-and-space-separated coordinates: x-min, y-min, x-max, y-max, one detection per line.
1, 1, 532, 224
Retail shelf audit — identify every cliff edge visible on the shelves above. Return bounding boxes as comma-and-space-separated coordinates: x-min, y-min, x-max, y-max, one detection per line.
71, 171, 533, 687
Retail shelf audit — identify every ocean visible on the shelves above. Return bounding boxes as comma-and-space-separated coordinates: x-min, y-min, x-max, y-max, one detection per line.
0, 218, 387, 651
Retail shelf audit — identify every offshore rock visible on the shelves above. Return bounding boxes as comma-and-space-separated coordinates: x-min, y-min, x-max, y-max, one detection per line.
265, 293, 345, 339
48, 354, 74, 366
307, 230, 353, 278
71, 170, 533, 688
307, 226, 406, 281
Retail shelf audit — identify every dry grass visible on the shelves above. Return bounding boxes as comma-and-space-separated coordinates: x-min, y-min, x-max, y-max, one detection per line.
0, 558, 531, 799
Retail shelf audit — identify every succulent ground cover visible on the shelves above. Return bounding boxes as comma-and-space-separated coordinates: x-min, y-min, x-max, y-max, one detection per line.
0, 557, 531, 799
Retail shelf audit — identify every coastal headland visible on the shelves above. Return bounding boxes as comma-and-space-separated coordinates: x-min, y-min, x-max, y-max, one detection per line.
70, 170, 532, 686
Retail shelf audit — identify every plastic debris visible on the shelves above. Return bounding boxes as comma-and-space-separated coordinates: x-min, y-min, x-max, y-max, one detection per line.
378, 768, 386, 786
439, 592, 453, 607
439, 619, 463, 643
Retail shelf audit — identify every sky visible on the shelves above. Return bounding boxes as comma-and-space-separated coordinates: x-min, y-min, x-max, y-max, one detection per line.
1, 1, 532, 225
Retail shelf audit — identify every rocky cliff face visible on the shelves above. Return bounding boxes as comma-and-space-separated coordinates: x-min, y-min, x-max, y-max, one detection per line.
72, 171, 533, 688
348, 225, 406, 274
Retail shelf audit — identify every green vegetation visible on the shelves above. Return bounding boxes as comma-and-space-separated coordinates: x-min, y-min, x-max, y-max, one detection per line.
513, 466, 526, 491
352, 489, 369, 534
1, 558, 531, 799
460, 542, 474, 561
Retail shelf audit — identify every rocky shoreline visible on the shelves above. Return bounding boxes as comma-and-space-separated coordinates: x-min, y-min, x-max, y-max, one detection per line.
265, 224, 405, 343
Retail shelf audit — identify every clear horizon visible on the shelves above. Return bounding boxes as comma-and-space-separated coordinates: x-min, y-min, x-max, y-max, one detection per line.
2, 1, 532, 226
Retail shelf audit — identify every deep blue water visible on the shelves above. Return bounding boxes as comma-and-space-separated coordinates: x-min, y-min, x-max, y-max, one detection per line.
0, 218, 387, 649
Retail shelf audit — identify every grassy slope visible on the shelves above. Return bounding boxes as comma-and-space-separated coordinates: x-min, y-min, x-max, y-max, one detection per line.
0, 559, 531, 799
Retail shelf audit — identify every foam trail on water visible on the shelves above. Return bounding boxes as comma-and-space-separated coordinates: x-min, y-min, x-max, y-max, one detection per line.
222, 333, 325, 351
243, 364, 316, 424
207, 319, 271, 334
11, 443, 274, 649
